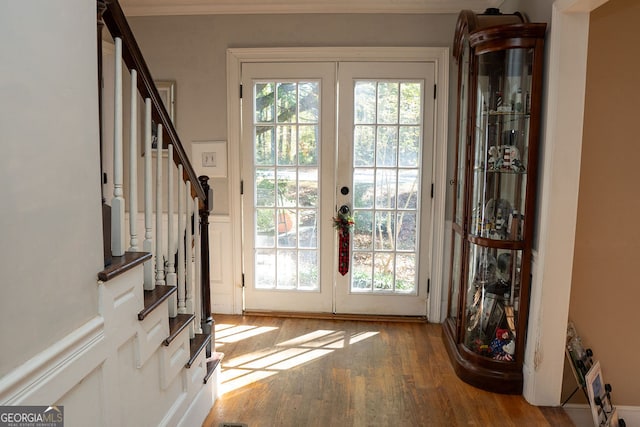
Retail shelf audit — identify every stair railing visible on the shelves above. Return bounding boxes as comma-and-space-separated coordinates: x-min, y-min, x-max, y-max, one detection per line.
97, 0, 213, 350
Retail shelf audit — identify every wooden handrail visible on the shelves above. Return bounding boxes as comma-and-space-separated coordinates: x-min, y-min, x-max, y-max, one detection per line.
102, 0, 206, 204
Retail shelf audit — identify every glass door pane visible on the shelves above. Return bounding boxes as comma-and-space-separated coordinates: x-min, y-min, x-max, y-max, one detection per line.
335, 62, 435, 316
351, 81, 421, 294
253, 81, 320, 290
242, 62, 335, 313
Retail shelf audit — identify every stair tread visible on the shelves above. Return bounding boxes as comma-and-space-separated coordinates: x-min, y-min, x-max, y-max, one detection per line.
186, 333, 211, 368
98, 251, 152, 282
204, 353, 224, 384
138, 285, 177, 321
164, 313, 195, 346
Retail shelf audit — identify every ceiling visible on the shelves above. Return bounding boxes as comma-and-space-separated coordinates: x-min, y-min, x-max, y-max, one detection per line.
120, 0, 504, 16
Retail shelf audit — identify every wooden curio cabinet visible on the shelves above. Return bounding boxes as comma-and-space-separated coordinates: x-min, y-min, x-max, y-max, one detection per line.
442, 9, 546, 394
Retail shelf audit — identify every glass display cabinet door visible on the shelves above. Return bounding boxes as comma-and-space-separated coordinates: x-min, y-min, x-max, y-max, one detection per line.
462, 47, 534, 362
463, 244, 522, 359
454, 41, 470, 227
448, 40, 471, 324
470, 48, 533, 242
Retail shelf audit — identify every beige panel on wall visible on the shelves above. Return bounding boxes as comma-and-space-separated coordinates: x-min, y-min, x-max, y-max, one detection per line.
569, 0, 640, 406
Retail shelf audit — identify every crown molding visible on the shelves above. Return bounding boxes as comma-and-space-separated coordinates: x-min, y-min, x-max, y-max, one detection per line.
120, 0, 504, 16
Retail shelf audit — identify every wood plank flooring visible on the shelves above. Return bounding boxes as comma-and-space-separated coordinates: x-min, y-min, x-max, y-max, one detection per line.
203, 315, 573, 427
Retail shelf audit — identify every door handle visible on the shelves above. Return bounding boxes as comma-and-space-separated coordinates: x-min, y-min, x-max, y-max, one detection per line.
339, 205, 350, 215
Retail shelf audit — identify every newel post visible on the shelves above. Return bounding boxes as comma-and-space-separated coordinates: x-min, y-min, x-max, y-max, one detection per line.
199, 175, 213, 356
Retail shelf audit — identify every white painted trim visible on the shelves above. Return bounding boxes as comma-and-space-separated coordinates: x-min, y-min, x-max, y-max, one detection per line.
427, 47, 449, 323
523, 0, 610, 406
209, 215, 236, 314
122, 0, 504, 16
226, 51, 244, 315
227, 47, 448, 319
0, 316, 105, 405
228, 46, 450, 63
176, 364, 219, 427
564, 403, 640, 427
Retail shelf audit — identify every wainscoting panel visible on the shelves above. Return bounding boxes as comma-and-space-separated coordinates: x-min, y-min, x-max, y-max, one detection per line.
210, 216, 235, 314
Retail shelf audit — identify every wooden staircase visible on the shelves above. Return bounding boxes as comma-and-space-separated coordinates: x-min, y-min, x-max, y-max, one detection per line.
97, 237, 220, 383
0, 3, 220, 425
94, 0, 222, 423
97, 252, 221, 426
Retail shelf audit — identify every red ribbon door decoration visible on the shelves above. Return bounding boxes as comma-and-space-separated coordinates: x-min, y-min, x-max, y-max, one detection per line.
338, 229, 350, 276
333, 208, 354, 276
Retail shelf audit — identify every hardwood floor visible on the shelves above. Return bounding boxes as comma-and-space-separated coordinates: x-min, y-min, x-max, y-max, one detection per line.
203, 314, 573, 427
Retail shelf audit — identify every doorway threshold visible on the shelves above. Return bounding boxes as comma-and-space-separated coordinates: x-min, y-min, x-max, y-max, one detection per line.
242, 310, 428, 323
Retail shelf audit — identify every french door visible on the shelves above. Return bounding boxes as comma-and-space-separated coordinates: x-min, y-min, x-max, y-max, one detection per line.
241, 61, 434, 316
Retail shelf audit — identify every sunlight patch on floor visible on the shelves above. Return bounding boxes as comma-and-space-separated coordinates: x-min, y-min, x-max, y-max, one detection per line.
347, 331, 379, 345
215, 323, 379, 395
223, 347, 282, 368
215, 324, 279, 345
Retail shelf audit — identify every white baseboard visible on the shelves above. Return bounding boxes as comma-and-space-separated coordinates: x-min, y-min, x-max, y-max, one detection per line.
564, 403, 640, 426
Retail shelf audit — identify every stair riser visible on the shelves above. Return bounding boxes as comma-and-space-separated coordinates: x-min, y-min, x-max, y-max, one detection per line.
136, 301, 170, 368
160, 330, 191, 390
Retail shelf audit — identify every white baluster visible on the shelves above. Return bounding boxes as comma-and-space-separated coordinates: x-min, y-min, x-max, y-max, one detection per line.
185, 180, 194, 316
166, 144, 177, 317
128, 69, 139, 252
155, 124, 165, 286
143, 98, 154, 290
111, 37, 125, 257
177, 166, 186, 314
193, 196, 202, 335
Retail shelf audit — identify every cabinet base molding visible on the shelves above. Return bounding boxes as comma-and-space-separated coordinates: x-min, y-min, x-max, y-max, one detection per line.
442, 318, 523, 395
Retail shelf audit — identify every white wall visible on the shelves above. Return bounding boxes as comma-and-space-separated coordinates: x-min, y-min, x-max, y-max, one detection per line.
0, 0, 103, 376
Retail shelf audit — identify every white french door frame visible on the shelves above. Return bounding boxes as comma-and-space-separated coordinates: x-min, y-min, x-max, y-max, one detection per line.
227, 47, 449, 322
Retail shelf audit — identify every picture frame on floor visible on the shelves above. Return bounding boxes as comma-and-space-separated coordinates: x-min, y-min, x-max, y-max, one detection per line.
586, 360, 608, 426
